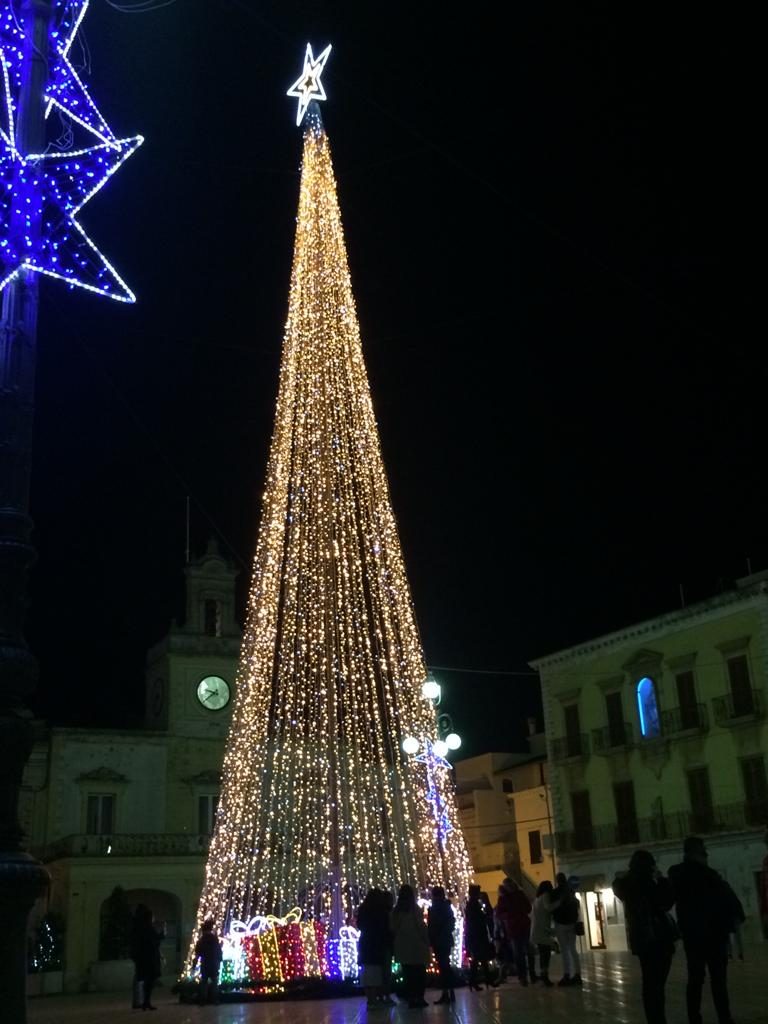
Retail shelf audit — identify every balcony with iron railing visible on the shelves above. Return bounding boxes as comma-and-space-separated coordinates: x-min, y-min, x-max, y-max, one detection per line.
592, 722, 634, 754
38, 833, 212, 862
556, 815, 679, 855
555, 801, 768, 856
551, 734, 590, 763
659, 703, 709, 735
712, 689, 764, 726
684, 799, 768, 835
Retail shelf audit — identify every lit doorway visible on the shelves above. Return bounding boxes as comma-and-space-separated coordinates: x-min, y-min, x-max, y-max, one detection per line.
584, 891, 606, 949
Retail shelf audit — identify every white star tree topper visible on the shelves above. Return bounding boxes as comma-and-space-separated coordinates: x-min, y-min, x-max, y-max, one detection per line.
287, 43, 332, 126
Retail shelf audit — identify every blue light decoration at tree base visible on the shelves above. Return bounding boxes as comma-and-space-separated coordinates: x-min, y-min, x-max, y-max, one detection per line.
0, 0, 142, 301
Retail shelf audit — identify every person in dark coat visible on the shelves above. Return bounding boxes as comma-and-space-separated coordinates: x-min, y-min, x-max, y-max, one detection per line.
381, 890, 395, 1002
614, 849, 677, 1024
551, 872, 583, 986
495, 879, 532, 985
130, 905, 163, 1011
193, 919, 223, 1006
357, 888, 392, 1007
391, 884, 431, 1008
464, 885, 498, 991
427, 886, 455, 1004
668, 836, 742, 1024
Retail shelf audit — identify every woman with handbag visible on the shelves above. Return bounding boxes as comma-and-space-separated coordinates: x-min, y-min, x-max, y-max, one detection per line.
614, 850, 677, 1024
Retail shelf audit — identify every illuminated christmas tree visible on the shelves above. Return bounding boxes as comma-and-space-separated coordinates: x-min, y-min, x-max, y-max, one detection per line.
186, 46, 472, 987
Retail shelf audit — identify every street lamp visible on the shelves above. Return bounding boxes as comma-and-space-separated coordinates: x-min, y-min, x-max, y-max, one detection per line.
401, 678, 465, 883
436, 712, 461, 752
402, 735, 420, 755
0, 6, 55, 1020
421, 677, 441, 703
0, 4, 141, 1018
401, 734, 452, 882
432, 738, 449, 757
444, 732, 462, 751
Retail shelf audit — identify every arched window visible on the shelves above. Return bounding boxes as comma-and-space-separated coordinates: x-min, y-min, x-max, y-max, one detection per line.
637, 677, 661, 738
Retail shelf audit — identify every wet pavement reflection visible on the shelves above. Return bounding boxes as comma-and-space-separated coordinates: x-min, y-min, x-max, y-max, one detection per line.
27, 950, 768, 1024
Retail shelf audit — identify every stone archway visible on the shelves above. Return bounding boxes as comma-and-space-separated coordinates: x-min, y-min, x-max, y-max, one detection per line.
121, 888, 182, 976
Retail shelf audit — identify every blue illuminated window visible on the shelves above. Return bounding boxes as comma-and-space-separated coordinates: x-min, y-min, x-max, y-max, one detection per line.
637, 677, 661, 738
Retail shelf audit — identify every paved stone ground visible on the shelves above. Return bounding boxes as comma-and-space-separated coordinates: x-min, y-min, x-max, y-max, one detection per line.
27, 950, 768, 1024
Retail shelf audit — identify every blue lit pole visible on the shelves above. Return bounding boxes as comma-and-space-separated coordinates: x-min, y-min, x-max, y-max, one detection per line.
0, 2, 53, 1020
403, 679, 463, 886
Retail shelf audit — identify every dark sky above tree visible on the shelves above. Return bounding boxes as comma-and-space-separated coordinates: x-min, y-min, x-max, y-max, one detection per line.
26, 2, 759, 757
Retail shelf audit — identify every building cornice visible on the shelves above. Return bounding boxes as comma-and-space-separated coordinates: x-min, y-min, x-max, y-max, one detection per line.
529, 584, 768, 672
76, 766, 129, 783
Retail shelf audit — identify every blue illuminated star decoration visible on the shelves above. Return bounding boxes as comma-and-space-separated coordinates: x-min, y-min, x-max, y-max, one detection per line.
1, 1, 116, 148
0, 131, 144, 301
414, 741, 454, 846
286, 43, 332, 127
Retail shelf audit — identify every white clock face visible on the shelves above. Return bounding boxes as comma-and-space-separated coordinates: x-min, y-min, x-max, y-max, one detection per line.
196, 676, 231, 711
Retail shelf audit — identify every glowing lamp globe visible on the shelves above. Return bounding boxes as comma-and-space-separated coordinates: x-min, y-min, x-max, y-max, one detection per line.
421, 679, 441, 702
432, 739, 449, 758
402, 736, 420, 755
445, 732, 462, 751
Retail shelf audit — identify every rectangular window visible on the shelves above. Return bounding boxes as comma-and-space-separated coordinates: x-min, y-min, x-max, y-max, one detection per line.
606, 691, 626, 746
687, 767, 714, 833
528, 829, 543, 864
727, 655, 753, 715
613, 781, 639, 845
204, 599, 222, 638
564, 704, 582, 757
676, 670, 699, 729
571, 790, 593, 850
740, 756, 768, 826
198, 794, 219, 835
86, 794, 115, 835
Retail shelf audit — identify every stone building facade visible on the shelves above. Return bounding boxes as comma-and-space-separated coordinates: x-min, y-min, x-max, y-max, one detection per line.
20, 540, 239, 992
531, 571, 768, 951
454, 725, 555, 899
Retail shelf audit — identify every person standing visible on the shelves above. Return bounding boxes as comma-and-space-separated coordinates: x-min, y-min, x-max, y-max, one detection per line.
464, 885, 498, 990
492, 884, 511, 980
669, 836, 742, 1024
427, 886, 455, 1005
193, 919, 223, 1005
551, 872, 583, 986
357, 888, 391, 1007
130, 905, 164, 1011
530, 880, 556, 987
494, 879, 533, 985
381, 890, 396, 1003
391, 884, 431, 1009
613, 850, 677, 1024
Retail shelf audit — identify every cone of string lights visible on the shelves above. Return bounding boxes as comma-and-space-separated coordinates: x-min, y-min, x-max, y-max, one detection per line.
184, 47, 472, 990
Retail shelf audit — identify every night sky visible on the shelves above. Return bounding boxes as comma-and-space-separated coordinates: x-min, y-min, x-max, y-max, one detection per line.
25, 2, 760, 757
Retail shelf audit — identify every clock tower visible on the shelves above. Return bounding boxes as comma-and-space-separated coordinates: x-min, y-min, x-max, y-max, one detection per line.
145, 538, 241, 738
